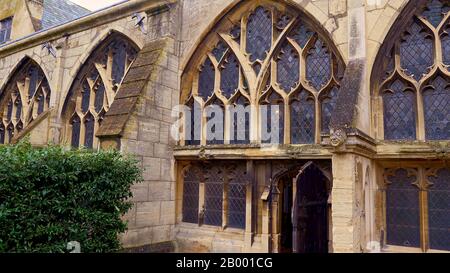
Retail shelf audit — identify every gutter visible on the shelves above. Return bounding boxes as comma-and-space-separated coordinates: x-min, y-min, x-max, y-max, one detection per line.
0, 0, 177, 58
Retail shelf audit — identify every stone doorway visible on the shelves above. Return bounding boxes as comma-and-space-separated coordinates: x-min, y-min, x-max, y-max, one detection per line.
276, 162, 332, 253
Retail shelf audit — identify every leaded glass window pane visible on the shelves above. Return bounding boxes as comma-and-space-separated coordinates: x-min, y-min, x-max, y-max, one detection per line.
428, 168, 450, 251
15, 97, 22, 120
198, 58, 215, 101
399, 21, 434, 81
423, 76, 450, 140
28, 66, 40, 98
306, 39, 331, 91
321, 87, 338, 134
95, 82, 106, 114
81, 82, 90, 113
291, 90, 315, 144
7, 123, 13, 141
37, 91, 45, 115
261, 92, 284, 144
84, 113, 95, 149
182, 166, 200, 224
442, 24, 450, 67
383, 80, 417, 140
204, 167, 224, 226
277, 42, 299, 92
206, 100, 224, 145
220, 54, 239, 98
112, 41, 128, 86
6, 99, 12, 122
231, 96, 250, 145
421, 0, 450, 28
228, 165, 247, 229
0, 123, 4, 144
290, 22, 313, 48
71, 114, 81, 148
212, 42, 228, 63
386, 169, 420, 248
185, 100, 201, 146
246, 6, 272, 62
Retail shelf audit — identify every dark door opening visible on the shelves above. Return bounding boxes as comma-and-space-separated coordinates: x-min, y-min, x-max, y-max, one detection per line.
279, 163, 330, 253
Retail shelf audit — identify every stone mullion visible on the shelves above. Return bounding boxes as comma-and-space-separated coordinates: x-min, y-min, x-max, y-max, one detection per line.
222, 173, 229, 230
284, 98, 290, 145
198, 180, 206, 226
417, 168, 428, 252
415, 83, 425, 141
200, 100, 207, 146
314, 94, 320, 144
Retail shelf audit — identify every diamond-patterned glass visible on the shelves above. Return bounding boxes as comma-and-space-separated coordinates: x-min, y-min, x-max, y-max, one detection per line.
421, 0, 450, 28
212, 42, 228, 62
321, 87, 338, 134
291, 90, 315, 144
386, 169, 420, 248
228, 165, 247, 229
442, 24, 450, 67
231, 96, 250, 144
277, 42, 299, 92
71, 114, 81, 148
383, 80, 417, 140
423, 76, 450, 140
290, 22, 313, 48
204, 166, 224, 226
246, 6, 272, 62
306, 39, 331, 91
206, 98, 224, 145
261, 92, 284, 144
428, 168, 450, 251
400, 21, 434, 81
84, 112, 95, 149
220, 54, 239, 98
182, 167, 200, 224
185, 100, 201, 146
198, 58, 215, 101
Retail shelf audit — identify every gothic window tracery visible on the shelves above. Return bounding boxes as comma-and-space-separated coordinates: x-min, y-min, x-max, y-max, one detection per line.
0, 59, 51, 144
63, 33, 138, 149
181, 1, 344, 146
375, 1, 450, 141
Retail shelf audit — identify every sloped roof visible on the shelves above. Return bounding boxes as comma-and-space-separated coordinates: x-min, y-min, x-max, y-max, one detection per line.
41, 0, 91, 30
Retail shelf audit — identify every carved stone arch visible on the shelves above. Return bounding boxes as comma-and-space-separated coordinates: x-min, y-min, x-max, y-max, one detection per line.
0, 56, 52, 144
61, 31, 140, 149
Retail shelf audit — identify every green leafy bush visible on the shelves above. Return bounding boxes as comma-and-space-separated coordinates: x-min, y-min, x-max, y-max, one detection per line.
0, 141, 142, 253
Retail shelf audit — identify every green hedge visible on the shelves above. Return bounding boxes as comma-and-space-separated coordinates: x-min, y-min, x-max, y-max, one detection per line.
0, 141, 142, 253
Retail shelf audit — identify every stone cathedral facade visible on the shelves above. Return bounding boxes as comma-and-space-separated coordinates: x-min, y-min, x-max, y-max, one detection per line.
0, 0, 449, 253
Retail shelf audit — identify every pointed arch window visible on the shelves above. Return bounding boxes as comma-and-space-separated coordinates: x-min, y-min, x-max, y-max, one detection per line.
63, 33, 138, 149
373, 1, 450, 141
0, 59, 51, 144
181, 2, 345, 146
